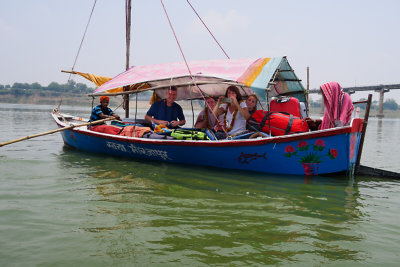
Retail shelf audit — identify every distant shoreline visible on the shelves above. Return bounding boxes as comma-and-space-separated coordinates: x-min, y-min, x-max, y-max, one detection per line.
2, 95, 400, 118
0, 94, 204, 110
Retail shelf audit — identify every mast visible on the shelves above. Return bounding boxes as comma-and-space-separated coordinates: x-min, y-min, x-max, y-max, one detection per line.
123, 0, 132, 118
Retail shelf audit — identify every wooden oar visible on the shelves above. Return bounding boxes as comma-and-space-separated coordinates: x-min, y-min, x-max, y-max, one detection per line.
0, 117, 117, 147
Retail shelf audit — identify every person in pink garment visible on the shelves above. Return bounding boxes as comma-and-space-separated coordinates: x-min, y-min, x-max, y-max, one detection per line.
319, 81, 354, 129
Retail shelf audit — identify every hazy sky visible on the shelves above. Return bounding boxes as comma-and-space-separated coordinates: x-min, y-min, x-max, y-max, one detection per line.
1, 0, 400, 101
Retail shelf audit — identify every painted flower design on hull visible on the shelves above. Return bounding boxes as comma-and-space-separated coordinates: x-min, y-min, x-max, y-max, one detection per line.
285, 139, 338, 175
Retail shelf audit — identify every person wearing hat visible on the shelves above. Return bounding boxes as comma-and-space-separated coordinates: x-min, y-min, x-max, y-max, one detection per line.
89, 96, 121, 123
88, 96, 122, 134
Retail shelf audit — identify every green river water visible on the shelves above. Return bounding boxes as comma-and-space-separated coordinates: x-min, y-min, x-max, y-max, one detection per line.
1, 104, 400, 266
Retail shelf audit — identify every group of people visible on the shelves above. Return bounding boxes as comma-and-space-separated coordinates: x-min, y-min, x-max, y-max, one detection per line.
89, 81, 354, 137
194, 86, 259, 137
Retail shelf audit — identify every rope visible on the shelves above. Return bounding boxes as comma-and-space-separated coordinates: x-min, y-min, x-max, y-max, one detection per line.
160, 0, 228, 137
58, 0, 97, 111
186, 0, 230, 59
70, 0, 97, 77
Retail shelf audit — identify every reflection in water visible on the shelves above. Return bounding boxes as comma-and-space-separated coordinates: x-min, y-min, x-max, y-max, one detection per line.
377, 119, 383, 142
58, 146, 365, 265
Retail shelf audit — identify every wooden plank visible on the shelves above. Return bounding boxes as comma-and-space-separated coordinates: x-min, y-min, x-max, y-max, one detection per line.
356, 165, 400, 179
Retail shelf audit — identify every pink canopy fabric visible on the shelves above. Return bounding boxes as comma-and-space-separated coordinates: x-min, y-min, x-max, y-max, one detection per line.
319, 81, 354, 130
94, 58, 261, 94
92, 57, 306, 101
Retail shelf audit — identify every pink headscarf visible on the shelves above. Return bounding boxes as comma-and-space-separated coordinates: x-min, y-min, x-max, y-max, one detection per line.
319, 81, 354, 130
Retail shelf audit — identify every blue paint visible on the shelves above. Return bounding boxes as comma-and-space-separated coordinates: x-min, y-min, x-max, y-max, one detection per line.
58, 124, 362, 176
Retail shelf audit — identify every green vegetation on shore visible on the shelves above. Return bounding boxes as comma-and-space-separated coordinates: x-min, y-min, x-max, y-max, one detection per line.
0, 80, 151, 106
0, 80, 94, 106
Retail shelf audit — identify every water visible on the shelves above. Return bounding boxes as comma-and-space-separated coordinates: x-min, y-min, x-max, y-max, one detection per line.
1, 103, 400, 266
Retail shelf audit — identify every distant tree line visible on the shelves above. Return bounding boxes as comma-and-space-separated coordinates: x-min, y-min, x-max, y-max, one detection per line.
0, 80, 153, 101
0, 80, 94, 97
308, 97, 399, 110
1, 82, 399, 110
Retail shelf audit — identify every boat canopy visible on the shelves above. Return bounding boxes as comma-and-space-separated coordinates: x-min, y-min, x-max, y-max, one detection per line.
92, 57, 306, 102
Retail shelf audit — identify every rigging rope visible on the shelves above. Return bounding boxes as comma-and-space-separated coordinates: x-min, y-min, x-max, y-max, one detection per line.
70, 0, 97, 77
58, 0, 97, 111
160, 0, 228, 137
186, 0, 230, 59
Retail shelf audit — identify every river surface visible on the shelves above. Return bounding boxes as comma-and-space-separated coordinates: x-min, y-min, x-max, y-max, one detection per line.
1, 103, 400, 266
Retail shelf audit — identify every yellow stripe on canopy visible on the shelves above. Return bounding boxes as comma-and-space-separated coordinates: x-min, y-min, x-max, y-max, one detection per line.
237, 58, 270, 88
75, 71, 112, 87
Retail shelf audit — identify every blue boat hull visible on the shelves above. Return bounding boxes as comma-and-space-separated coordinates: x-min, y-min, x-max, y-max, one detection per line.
55, 115, 364, 176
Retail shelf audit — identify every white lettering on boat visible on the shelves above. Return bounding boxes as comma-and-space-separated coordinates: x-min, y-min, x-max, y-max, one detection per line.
105, 141, 170, 160
107, 142, 170, 160
128, 144, 170, 160
106, 141, 128, 152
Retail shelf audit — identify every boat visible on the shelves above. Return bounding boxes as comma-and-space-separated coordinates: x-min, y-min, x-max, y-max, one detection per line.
52, 1, 370, 176
52, 56, 370, 176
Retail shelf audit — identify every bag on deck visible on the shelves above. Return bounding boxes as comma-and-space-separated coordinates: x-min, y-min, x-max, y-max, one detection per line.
90, 125, 123, 135
119, 125, 152, 138
270, 97, 307, 118
170, 129, 209, 140
248, 110, 309, 136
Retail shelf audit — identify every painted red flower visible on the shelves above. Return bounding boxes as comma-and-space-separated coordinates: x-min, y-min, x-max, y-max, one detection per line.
298, 141, 308, 148
330, 149, 338, 159
285, 145, 295, 153
298, 140, 309, 151
315, 139, 325, 147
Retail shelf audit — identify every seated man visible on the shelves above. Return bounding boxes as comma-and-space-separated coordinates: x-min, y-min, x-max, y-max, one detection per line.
145, 86, 186, 128
89, 96, 122, 134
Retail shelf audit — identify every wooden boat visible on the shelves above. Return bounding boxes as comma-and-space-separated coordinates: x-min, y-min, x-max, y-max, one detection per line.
52, 56, 369, 176
52, 1, 370, 176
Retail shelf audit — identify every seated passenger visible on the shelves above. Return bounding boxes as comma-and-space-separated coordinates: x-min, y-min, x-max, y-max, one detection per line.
145, 86, 186, 128
195, 96, 217, 129
246, 94, 259, 116
319, 81, 354, 130
213, 85, 250, 137
89, 96, 122, 135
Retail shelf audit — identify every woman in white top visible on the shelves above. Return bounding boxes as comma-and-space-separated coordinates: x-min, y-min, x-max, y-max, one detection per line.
213, 85, 251, 136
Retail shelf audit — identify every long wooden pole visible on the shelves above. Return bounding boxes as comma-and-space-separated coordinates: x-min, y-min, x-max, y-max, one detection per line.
355, 94, 372, 167
123, 0, 132, 118
0, 117, 116, 147
306, 66, 310, 114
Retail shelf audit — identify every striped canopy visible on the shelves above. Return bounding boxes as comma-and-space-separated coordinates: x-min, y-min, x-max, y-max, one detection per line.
93, 57, 306, 101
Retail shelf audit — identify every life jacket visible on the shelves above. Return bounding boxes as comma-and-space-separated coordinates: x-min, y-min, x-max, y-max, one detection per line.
270, 97, 307, 118
248, 111, 309, 136
170, 129, 209, 140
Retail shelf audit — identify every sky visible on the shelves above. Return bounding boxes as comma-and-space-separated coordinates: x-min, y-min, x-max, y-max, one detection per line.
1, 0, 400, 102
